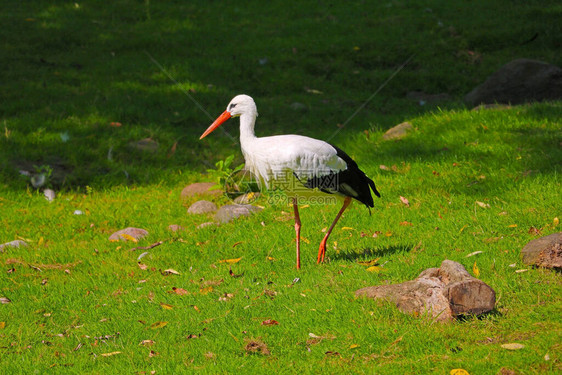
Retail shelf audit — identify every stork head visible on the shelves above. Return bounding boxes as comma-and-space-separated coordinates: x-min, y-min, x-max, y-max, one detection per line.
199, 94, 258, 139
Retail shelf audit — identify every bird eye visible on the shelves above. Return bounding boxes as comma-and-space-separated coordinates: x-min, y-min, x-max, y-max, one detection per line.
229, 103, 237, 110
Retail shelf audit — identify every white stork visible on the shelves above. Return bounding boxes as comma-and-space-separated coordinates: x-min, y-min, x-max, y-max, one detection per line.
200, 95, 380, 269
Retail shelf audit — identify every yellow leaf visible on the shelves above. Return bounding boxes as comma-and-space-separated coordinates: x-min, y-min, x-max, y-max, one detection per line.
150, 321, 168, 329
38, 237, 44, 246
385, 231, 392, 237
100, 351, 121, 357
349, 344, 360, 349
554, 217, 559, 227
341, 227, 354, 231
300, 204, 310, 208
267, 256, 275, 261
473, 261, 480, 278
200, 286, 213, 295
357, 258, 380, 266
507, 224, 517, 228
160, 303, 174, 310
219, 257, 242, 264
366, 266, 381, 273
120, 233, 138, 243
0, 322, 5, 329
450, 369, 470, 375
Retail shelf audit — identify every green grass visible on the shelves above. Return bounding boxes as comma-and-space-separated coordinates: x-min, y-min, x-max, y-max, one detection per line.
1, 1, 561, 374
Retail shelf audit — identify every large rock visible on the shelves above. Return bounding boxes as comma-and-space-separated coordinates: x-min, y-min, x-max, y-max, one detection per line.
215, 204, 262, 224
465, 59, 562, 106
180, 183, 222, 199
521, 232, 562, 269
187, 200, 218, 214
356, 260, 496, 322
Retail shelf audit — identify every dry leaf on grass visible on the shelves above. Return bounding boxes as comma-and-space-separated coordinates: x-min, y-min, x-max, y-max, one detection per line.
161, 269, 180, 275
160, 303, 174, 310
219, 257, 242, 264
150, 321, 168, 329
139, 340, 155, 346
261, 319, 279, 326
0, 297, 11, 304
244, 339, 270, 355
475, 201, 490, 208
450, 369, 470, 375
399, 196, 410, 207
358, 258, 380, 266
171, 287, 189, 296
501, 343, 525, 350
100, 351, 121, 357
472, 261, 480, 277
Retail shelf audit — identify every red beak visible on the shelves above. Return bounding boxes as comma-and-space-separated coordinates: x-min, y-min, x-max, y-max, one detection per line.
199, 110, 232, 140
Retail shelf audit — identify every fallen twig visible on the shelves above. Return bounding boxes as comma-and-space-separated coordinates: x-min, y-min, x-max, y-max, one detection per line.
129, 241, 163, 252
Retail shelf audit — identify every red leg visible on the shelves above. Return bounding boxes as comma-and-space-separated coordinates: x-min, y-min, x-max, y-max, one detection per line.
317, 196, 352, 264
292, 197, 301, 270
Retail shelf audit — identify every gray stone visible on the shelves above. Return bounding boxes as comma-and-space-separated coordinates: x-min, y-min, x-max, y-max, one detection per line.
382, 122, 413, 140
0, 240, 28, 252
180, 182, 222, 199
215, 204, 263, 224
465, 59, 562, 106
109, 227, 149, 242
187, 200, 218, 214
521, 232, 562, 269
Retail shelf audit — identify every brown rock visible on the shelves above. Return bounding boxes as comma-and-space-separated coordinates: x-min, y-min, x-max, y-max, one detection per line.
382, 122, 413, 140
521, 232, 562, 269
180, 183, 221, 199
187, 200, 218, 214
465, 59, 562, 106
109, 227, 149, 242
356, 260, 495, 322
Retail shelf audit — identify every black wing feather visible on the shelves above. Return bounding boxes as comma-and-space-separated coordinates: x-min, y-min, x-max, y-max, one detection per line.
302, 144, 380, 208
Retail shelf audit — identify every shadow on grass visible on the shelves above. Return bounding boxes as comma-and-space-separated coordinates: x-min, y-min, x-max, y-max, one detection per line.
332, 244, 415, 262
1, 1, 560, 191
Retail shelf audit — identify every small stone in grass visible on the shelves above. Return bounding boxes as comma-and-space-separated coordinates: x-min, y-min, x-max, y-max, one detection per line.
109, 227, 149, 242
0, 240, 28, 252
187, 200, 217, 214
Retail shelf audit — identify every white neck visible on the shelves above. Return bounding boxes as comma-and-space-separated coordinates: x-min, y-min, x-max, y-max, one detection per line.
239, 111, 258, 145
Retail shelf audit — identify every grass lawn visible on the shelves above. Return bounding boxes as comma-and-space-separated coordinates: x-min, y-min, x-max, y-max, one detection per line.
1, 1, 561, 373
